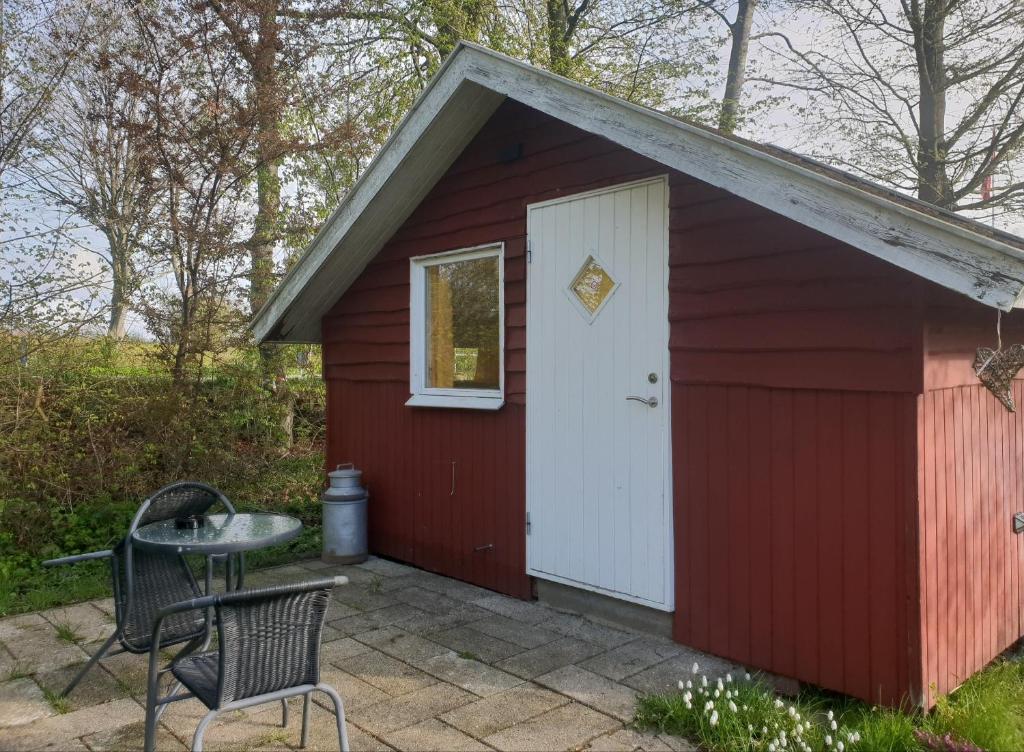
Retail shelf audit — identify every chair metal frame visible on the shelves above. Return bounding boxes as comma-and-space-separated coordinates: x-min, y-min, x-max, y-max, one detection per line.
143, 579, 349, 752
43, 481, 243, 697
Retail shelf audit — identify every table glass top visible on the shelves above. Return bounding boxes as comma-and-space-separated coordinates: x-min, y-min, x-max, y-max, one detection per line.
132, 513, 302, 553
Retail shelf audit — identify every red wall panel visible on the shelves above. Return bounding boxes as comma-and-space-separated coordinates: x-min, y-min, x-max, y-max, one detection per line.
671, 385, 919, 705
917, 383, 1024, 706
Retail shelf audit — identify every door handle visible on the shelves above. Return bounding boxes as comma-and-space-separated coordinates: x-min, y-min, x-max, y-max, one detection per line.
626, 395, 658, 408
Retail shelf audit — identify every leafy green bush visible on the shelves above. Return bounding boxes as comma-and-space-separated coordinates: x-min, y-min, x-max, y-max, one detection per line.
0, 337, 326, 615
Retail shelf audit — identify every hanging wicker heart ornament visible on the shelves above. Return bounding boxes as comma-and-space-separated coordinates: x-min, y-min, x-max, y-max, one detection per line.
974, 344, 1024, 412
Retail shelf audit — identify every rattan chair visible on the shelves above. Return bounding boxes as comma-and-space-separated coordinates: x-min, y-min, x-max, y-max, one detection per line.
143, 578, 349, 752
43, 481, 239, 697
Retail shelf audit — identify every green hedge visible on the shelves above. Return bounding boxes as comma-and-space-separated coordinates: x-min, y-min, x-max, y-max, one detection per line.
0, 340, 327, 615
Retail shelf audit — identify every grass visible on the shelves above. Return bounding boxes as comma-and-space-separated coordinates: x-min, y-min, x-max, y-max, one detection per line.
634, 657, 1024, 752
7, 664, 33, 681
53, 621, 83, 644
42, 688, 72, 714
457, 650, 481, 661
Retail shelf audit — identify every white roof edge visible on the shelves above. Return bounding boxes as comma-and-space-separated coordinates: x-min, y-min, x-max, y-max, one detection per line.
254, 42, 1024, 343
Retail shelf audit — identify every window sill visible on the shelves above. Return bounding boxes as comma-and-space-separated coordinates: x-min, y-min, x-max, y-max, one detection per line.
406, 394, 505, 411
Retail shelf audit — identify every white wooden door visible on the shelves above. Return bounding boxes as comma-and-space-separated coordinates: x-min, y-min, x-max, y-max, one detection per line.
526, 177, 673, 610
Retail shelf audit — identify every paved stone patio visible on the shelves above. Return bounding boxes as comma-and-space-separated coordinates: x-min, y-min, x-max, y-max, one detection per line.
0, 557, 735, 751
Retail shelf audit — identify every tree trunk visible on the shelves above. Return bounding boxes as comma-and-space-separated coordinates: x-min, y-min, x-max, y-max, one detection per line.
106, 230, 131, 338
915, 0, 952, 206
719, 0, 757, 134
248, 6, 283, 320
546, 0, 571, 75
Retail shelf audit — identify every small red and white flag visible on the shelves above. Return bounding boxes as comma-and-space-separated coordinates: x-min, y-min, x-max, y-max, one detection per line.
982, 173, 994, 201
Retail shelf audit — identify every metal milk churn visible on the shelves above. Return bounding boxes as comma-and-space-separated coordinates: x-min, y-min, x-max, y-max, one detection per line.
321, 463, 369, 564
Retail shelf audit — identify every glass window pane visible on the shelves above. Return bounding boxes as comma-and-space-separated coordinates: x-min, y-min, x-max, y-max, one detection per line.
426, 255, 500, 390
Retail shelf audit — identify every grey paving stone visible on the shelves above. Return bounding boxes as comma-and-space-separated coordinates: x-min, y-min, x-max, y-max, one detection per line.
534, 665, 639, 722
357, 558, 419, 578
34, 660, 128, 712
587, 728, 680, 751
417, 651, 524, 697
579, 638, 683, 681
409, 576, 493, 603
427, 625, 523, 664
382, 718, 490, 751
81, 719, 187, 751
321, 636, 374, 665
347, 682, 474, 735
0, 697, 144, 751
331, 605, 427, 637
466, 615, 560, 650
471, 595, 553, 625
317, 665, 391, 711
538, 612, 637, 649
39, 603, 110, 645
396, 604, 492, 635
354, 627, 449, 665
495, 637, 605, 680
343, 650, 438, 697
391, 587, 464, 616
2, 628, 91, 673
0, 677, 54, 728
333, 587, 401, 613
439, 684, 569, 739
298, 558, 336, 570
622, 651, 743, 696
325, 599, 362, 622
0, 614, 48, 642
482, 702, 621, 752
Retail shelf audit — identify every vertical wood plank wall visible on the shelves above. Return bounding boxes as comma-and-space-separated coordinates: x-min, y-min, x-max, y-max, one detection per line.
321, 98, 1024, 707
917, 292, 1024, 706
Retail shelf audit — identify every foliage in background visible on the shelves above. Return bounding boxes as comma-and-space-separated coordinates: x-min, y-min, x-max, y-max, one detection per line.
0, 336, 326, 615
635, 656, 1024, 752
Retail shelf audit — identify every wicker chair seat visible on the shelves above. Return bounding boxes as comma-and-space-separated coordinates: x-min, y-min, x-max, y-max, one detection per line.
171, 652, 222, 709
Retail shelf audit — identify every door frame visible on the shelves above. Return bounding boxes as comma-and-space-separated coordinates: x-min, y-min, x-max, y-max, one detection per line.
524, 175, 674, 611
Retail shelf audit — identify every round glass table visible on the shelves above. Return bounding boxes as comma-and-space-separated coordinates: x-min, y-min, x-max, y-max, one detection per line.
132, 513, 303, 556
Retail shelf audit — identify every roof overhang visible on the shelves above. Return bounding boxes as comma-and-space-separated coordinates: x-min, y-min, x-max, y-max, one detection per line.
253, 42, 1024, 343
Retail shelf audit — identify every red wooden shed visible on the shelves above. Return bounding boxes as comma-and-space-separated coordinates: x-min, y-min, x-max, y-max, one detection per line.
253, 44, 1024, 708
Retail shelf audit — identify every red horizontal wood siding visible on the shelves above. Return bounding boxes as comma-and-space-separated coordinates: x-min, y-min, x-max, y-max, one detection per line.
672, 384, 919, 705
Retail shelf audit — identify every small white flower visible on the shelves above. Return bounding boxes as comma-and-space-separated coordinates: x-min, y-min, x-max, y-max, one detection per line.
774, 699, 784, 709
683, 691, 692, 703
710, 710, 719, 726
714, 689, 720, 698
745, 672, 752, 681
705, 700, 714, 711
831, 720, 838, 731
717, 678, 724, 691
729, 701, 738, 713
743, 705, 748, 711
702, 676, 708, 687
678, 680, 686, 690
762, 726, 768, 735
748, 724, 754, 732
684, 699, 692, 710
836, 743, 844, 752
788, 706, 797, 718
692, 662, 700, 674
726, 673, 733, 683
825, 735, 832, 746
827, 710, 834, 721
686, 680, 693, 689
768, 743, 776, 751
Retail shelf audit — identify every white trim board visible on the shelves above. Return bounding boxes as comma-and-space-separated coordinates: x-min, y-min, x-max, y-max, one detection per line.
253, 42, 1024, 344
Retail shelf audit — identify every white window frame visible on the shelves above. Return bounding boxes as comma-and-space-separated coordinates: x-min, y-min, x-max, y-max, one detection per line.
407, 242, 505, 410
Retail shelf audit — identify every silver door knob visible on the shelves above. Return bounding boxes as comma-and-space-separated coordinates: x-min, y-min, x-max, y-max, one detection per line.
626, 395, 658, 408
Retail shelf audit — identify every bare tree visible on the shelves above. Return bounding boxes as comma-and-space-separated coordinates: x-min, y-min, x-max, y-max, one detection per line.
24, 22, 158, 338
760, 0, 1024, 211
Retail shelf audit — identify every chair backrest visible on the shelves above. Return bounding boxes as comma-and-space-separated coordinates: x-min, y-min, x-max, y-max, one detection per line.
131, 481, 236, 530
213, 579, 335, 706
113, 482, 236, 651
